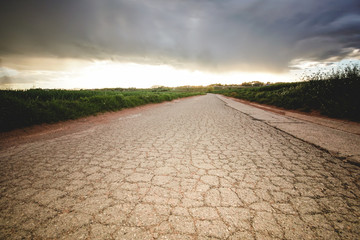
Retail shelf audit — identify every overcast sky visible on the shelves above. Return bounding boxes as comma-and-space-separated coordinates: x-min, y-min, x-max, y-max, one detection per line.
1, 0, 359, 89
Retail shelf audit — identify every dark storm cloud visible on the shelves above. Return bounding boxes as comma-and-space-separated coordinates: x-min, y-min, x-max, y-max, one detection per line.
1, 0, 359, 72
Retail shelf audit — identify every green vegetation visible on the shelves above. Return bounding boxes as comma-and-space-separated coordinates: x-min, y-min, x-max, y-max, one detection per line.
212, 65, 360, 121
0, 88, 205, 132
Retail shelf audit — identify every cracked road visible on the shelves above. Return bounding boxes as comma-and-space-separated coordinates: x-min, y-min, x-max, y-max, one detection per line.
1, 94, 359, 239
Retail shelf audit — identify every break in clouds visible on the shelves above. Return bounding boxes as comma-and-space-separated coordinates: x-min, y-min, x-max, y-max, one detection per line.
1, 0, 360, 72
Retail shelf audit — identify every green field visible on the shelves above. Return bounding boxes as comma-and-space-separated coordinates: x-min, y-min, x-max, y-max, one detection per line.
212, 65, 360, 121
0, 88, 205, 132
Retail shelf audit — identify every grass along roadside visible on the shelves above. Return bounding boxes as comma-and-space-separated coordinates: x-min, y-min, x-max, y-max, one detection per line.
0, 88, 205, 132
212, 65, 360, 122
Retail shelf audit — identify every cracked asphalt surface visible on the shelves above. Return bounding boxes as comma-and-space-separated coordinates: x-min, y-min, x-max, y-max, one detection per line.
1, 94, 359, 239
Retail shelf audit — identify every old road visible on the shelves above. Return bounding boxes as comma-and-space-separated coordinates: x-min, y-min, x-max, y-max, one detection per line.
1, 94, 359, 239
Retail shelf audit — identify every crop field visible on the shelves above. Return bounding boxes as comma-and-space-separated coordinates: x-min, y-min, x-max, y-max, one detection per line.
0, 88, 205, 132
212, 65, 360, 121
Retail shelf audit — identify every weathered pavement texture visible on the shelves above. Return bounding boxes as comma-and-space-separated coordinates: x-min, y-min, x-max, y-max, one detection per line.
218, 95, 360, 165
1, 94, 359, 239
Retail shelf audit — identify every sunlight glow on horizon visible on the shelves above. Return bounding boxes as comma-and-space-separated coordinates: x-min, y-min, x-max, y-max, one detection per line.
2, 58, 359, 90
11, 61, 293, 90
9, 58, 355, 90
68, 61, 293, 89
